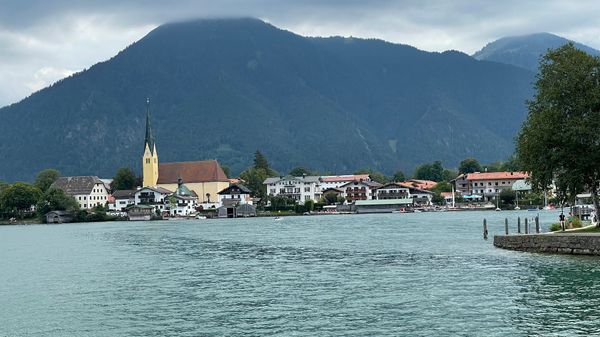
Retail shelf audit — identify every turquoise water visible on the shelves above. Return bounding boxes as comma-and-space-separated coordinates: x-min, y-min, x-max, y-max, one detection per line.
2, 211, 600, 336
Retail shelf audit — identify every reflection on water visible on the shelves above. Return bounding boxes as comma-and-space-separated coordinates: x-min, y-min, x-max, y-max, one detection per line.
1, 211, 598, 336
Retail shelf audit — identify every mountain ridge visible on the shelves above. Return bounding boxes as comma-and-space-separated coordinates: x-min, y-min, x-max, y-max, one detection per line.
473, 32, 600, 72
0, 18, 534, 182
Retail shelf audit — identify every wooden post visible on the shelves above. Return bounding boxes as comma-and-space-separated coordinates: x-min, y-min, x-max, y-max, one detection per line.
517, 217, 521, 234
536, 216, 540, 233
525, 218, 529, 234
505, 218, 509, 235
483, 219, 488, 240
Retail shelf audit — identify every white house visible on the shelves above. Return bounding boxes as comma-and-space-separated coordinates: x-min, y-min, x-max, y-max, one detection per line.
319, 174, 371, 190
168, 181, 198, 217
108, 190, 136, 211
375, 182, 433, 205
218, 184, 253, 206
339, 180, 382, 203
264, 175, 322, 204
134, 186, 173, 213
463, 172, 529, 201
50, 176, 110, 210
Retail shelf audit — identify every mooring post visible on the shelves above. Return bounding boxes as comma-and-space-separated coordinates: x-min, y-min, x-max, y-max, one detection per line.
517, 216, 521, 234
483, 218, 488, 240
525, 218, 529, 234
535, 216, 540, 233
505, 218, 509, 235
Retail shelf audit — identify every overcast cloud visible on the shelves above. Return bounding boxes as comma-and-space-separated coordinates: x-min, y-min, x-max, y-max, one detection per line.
2, 0, 600, 107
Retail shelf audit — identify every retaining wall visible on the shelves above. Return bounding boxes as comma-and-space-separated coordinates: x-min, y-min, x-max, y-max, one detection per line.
494, 233, 600, 255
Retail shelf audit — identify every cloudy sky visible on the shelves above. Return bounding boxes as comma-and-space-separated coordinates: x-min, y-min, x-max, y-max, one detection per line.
2, 0, 600, 107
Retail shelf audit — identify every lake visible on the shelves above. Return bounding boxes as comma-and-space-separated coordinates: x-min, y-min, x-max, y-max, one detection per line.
2, 210, 600, 336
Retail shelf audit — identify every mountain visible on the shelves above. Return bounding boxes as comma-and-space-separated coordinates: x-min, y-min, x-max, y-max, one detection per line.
0, 18, 534, 182
473, 32, 600, 72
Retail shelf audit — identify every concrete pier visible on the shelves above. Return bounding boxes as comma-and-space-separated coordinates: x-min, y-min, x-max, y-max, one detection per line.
494, 233, 600, 255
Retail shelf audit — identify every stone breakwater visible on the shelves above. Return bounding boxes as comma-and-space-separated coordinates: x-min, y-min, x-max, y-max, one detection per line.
494, 233, 600, 255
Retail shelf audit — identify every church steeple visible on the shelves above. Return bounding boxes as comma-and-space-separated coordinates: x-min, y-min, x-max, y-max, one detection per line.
144, 98, 155, 155
142, 98, 159, 187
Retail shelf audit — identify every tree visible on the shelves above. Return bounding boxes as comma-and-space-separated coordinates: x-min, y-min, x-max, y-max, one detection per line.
431, 192, 445, 205
0, 182, 41, 218
36, 188, 79, 219
499, 188, 516, 207
34, 169, 60, 192
111, 167, 137, 191
323, 192, 342, 205
431, 181, 452, 193
253, 150, 270, 171
413, 161, 444, 182
458, 158, 481, 174
221, 165, 231, 178
289, 167, 312, 176
516, 43, 600, 222
392, 170, 406, 182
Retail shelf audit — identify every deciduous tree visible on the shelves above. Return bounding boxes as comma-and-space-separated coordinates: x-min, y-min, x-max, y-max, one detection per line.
517, 43, 600, 222
34, 169, 60, 192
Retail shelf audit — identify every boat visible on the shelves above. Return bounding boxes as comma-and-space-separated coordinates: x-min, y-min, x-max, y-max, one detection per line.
195, 215, 207, 220
274, 216, 283, 221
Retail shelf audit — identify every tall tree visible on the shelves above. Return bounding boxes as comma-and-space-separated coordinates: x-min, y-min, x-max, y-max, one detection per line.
111, 168, 138, 191
36, 188, 79, 219
0, 183, 42, 218
458, 158, 482, 174
517, 43, 600, 221
34, 169, 60, 192
253, 150, 270, 171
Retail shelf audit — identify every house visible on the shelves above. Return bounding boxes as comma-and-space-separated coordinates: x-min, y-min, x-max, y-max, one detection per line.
461, 171, 529, 201
141, 99, 230, 208
45, 211, 73, 224
134, 186, 172, 213
375, 182, 434, 205
264, 175, 322, 204
339, 180, 382, 203
50, 176, 109, 210
125, 205, 155, 221
319, 174, 371, 190
218, 184, 253, 206
168, 179, 198, 216
108, 190, 136, 211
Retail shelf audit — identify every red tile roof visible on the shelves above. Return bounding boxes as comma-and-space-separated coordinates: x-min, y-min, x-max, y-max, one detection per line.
466, 171, 529, 181
157, 160, 229, 184
405, 179, 438, 190
321, 174, 370, 182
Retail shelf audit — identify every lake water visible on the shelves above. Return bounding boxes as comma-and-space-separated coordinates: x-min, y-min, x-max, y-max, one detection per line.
2, 210, 600, 336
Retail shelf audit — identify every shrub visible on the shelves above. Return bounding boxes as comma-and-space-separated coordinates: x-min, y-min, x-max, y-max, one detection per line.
549, 223, 561, 232
571, 217, 582, 228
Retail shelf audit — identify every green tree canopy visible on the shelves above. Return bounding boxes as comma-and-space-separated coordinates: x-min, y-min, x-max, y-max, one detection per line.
413, 161, 444, 182
392, 170, 406, 182
289, 167, 312, 176
458, 158, 481, 174
1, 182, 42, 218
111, 167, 138, 191
516, 43, 600, 218
36, 188, 79, 218
34, 169, 60, 192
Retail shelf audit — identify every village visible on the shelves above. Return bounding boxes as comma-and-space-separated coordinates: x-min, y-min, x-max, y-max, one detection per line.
33, 101, 547, 223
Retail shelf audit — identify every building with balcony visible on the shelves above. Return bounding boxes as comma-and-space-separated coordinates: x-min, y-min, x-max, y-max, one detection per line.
263, 175, 322, 204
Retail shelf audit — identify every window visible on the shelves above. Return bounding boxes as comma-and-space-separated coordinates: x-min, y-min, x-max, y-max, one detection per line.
304, 187, 310, 192
146, 158, 150, 164
305, 195, 311, 201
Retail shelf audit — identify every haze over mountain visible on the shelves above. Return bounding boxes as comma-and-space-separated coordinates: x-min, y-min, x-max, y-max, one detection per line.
473, 32, 600, 72
0, 18, 534, 182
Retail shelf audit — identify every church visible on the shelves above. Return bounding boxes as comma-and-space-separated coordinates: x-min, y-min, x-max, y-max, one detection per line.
141, 99, 230, 207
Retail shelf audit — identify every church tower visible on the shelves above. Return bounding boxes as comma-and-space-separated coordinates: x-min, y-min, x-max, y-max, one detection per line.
142, 98, 159, 187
